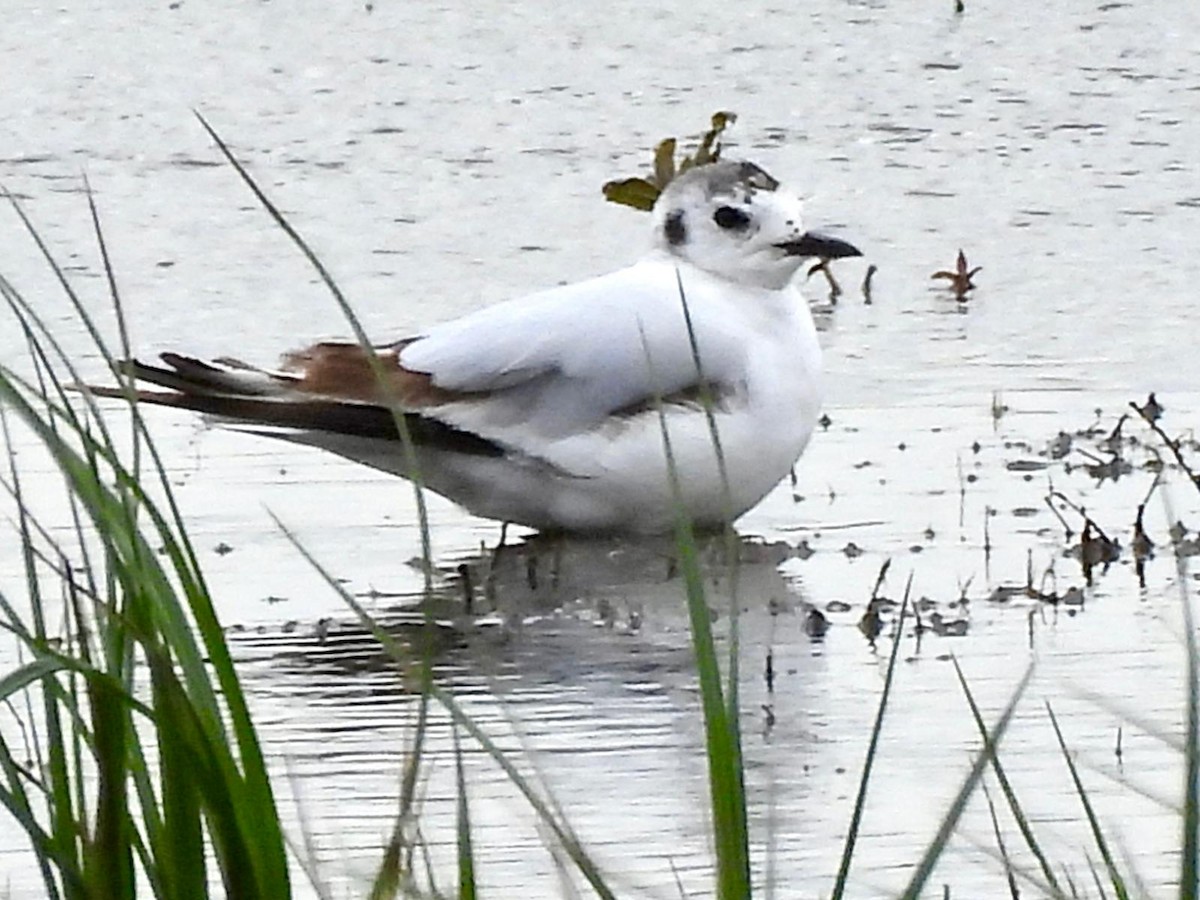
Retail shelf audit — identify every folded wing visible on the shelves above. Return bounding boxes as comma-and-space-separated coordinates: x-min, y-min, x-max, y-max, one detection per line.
85, 257, 751, 460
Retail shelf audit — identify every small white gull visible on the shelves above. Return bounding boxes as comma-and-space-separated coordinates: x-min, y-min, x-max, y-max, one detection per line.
89, 160, 860, 533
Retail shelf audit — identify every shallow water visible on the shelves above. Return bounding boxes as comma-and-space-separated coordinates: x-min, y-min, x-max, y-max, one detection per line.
3, 0, 1200, 896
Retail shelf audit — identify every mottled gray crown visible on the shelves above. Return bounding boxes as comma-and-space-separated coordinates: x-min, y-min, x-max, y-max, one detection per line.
662, 160, 779, 203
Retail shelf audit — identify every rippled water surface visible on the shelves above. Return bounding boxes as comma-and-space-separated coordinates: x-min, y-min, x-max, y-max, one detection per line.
3, 0, 1200, 896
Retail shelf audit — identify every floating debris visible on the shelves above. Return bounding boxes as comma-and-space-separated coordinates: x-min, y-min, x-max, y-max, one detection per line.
805, 608, 830, 639
991, 391, 1009, 422
1046, 431, 1073, 459
1076, 519, 1121, 583
1134, 392, 1164, 423
929, 612, 969, 637
932, 249, 981, 300
859, 601, 883, 643
1130, 393, 1200, 493
1006, 459, 1048, 472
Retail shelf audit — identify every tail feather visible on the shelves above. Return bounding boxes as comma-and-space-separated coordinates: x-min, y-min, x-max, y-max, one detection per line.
128, 353, 291, 397
83, 354, 504, 458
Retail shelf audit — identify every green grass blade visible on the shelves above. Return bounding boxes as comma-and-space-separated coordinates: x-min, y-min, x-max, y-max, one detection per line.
980, 779, 1019, 900
2, 174, 306, 898
640, 318, 749, 900
831, 577, 909, 900
3, 367, 288, 897
454, 726, 477, 900
0, 389, 82, 895
0, 741, 74, 899
0, 657, 70, 702
14, 244, 282, 855
1177, 535, 1199, 900
952, 656, 1060, 893
369, 674, 431, 900
1046, 703, 1129, 900
1087, 852, 1110, 900
671, 270, 747, 836
898, 661, 1035, 899
83, 674, 135, 898
81, 174, 143, 481
672, 515, 750, 900
151, 663, 206, 900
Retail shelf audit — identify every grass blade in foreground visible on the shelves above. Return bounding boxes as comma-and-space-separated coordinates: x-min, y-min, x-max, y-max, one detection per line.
1176, 523, 1199, 900
980, 779, 1020, 900
454, 726, 477, 900
830, 577, 909, 900
672, 271, 748, 854
6, 177, 290, 887
642, 322, 749, 900
0, 221, 292, 897
898, 660, 1034, 899
1046, 703, 1129, 900
952, 656, 1060, 894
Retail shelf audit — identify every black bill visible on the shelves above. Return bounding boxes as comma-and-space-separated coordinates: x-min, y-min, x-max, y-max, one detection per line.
776, 231, 862, 259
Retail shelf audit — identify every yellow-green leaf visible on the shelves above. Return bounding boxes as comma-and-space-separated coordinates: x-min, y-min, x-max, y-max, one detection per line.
653, 139, 677, 188
601, 177, 661, 211
711, 110, 736, 132
602, 112, 739, 212
692, 111, 736, 167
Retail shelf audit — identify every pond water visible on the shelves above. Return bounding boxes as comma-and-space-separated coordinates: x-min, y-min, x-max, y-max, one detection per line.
3, 0, 1200, 896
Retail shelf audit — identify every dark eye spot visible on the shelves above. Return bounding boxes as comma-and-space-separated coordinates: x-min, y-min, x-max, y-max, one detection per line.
665, 209, 687, 245
713, 205, 750, 231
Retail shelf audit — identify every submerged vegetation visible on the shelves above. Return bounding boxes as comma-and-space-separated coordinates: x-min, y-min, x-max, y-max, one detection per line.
2, 116, 1200, 897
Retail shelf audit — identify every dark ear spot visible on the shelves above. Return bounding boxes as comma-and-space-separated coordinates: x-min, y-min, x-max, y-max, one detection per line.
664, 210, 687, 246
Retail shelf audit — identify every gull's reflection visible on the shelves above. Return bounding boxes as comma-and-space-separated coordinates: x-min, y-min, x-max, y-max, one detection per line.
232, 530, 811, 696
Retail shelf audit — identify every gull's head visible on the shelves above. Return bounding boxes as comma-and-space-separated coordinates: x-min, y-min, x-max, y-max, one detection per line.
650, 160, 861, 291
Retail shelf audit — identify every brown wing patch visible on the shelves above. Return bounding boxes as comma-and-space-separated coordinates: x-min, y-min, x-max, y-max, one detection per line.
279, 340, 478, 407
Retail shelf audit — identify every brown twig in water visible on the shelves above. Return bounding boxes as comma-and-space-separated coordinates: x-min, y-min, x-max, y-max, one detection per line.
1044, 493, 1075, 541
871, 558, 892, 600
859, 560, 892, 647
1130, 471, 1161, 588
861, 263, 878, 304
1049, 490, 1115, 545
1129, 395, 1200, 497
983, 506, 993, 560
1049, 490, 1120, 585
1100, 413, 1128, 454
